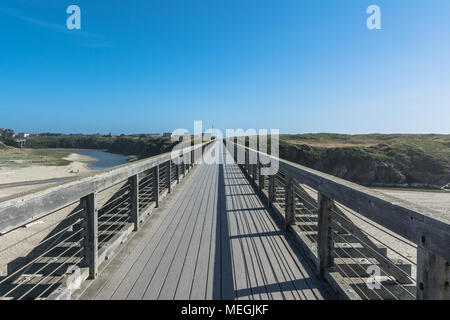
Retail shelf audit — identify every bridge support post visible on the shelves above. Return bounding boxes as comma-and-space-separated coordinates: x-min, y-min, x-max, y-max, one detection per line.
153, 165, 159, 208
417, 246, 450, 300
284, 177, 295, 230
268, 175, 275, 208
129, 175, 140, 231
81, 192, 98, 279
258, 162, 264, 194
317, 192, 335, 279
252, 163, 257, 182
245, 150, 249, 174
181, 161, 185, 178
166, 161, 172, 193
176, 160, 180, 184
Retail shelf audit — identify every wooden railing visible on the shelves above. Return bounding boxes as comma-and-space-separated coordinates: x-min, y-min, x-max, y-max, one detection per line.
0, 141, 213, 300
225, 139, 450, 300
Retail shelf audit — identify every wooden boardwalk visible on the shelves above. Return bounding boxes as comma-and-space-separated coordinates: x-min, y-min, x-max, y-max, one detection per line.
78, 143, 334, 300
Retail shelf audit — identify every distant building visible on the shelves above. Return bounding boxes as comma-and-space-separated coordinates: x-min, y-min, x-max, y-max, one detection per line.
1, 129, 15, 137
162, 133, 172, 137
15, 133, 30, 138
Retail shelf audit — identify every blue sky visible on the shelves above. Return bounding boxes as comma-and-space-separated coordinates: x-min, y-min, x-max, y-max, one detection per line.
1, 0, 449, 135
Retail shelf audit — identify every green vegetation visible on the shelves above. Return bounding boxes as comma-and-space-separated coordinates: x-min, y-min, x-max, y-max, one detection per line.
0, 148, 71, 168
241, 134, 450, 188
0, 142, 8, 150
0, 134, 181, 169
23, 135, 178, 159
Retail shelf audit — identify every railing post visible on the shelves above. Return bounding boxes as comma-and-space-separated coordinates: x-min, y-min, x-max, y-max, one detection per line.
245, 150, 249, 173
81, 192, 98, 279
417, 246, 450, 299
252, 163, 257, 182
129, 174, 140, 231
181, 161, 185, 177
317, 192, 335, 279
153, 165, 159, 208
166, 161, 171, 193
258, 162, 264, 194
176, 160, 180, 184
268, 175, 275, 208
284, 176, 295, 230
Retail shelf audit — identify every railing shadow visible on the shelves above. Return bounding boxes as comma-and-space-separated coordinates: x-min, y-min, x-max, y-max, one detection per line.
212, 159, 235, 299
0, 182, 131, 300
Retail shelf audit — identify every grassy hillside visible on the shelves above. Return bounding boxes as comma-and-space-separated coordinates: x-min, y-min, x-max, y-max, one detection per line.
23, 135, 178, 159
0, 142, 8, 150
0, 148, 71, 168
278, 134, 450, 188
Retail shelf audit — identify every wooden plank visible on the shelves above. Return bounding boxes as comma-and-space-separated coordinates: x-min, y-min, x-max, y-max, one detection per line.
205, 153, 222, 299
190, 157, 219, 299
153, 163, 213, 299
126, 164, 209, 299
239, 186, 313, 300
219, 148, 237, 300
233, 175, 298, 300
90, 166, 203, 299
261, 206, 332, 300
225, 161, 272, 300
173, 163, 217, 299
104, 163, 209, 299
225, 165, 254, 300
224, 149, 289, 300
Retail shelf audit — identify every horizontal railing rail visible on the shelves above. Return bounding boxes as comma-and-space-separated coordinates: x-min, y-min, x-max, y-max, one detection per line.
0, 141, 213, 300
0, 142, 211, 235
225, 139, 450, 300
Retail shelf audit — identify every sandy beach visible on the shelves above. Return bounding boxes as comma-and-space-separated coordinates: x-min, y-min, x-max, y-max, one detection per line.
0, 153, 95, 200
374, 188, 450, 216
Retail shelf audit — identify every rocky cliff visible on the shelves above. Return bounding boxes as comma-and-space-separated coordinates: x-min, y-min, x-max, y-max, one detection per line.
279, 135, 450, 189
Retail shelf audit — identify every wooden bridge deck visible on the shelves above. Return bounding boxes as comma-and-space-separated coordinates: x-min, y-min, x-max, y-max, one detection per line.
78, 143, 334, 300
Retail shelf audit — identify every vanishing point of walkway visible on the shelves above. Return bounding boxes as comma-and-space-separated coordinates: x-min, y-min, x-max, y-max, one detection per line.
78, 143, 334, 300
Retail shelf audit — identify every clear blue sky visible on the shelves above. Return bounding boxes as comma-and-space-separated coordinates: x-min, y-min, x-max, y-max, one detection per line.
1, 0, 449, 135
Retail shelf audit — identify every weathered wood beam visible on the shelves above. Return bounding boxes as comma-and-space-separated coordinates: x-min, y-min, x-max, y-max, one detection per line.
166, 161, 172, 193
284, 176, 295, 230
81, 192, 98, 279
129, 175, 139, 231
317, 192, 335, 279
153, 165, 159, 208
417, 246, 450, 299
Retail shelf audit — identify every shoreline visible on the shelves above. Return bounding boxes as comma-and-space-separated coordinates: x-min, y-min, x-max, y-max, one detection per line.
0, 152, 96, 185
0, 152, 96, 200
